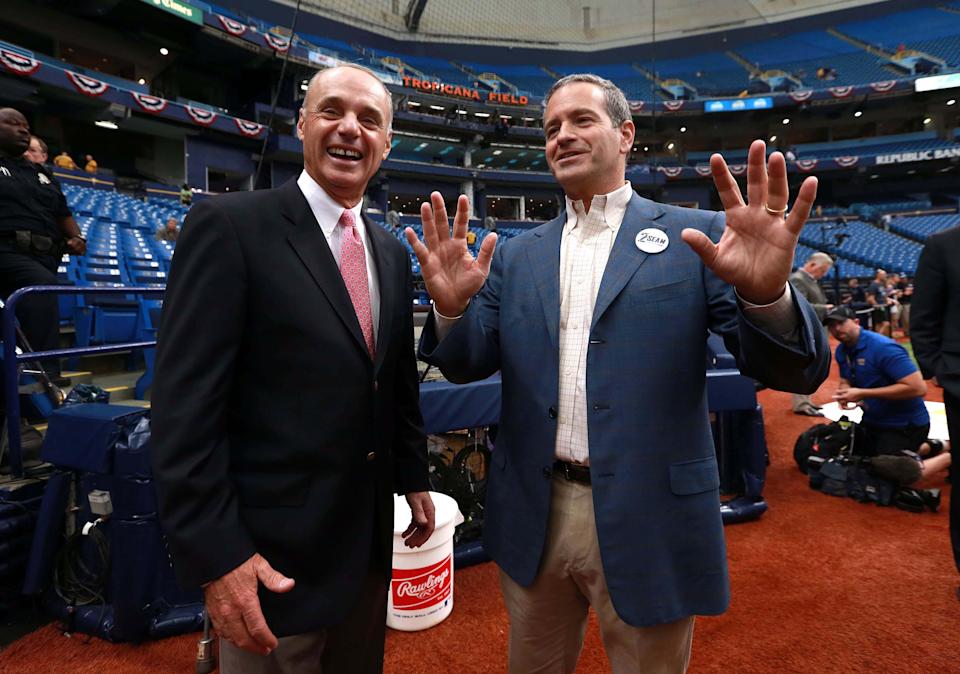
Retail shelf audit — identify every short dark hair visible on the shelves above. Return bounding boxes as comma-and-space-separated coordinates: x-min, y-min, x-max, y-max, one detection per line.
544, 74, 631, 127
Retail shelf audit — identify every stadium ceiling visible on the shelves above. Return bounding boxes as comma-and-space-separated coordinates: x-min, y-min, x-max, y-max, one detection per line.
280, 0, 892, 50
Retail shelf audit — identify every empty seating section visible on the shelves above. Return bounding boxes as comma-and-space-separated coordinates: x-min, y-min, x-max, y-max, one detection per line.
465, 64, 555, 97
632, 55, 748, 97
839, 9, 960, 50
798, 136, 959, 160
799, 219, 922, 275
735, 31, 896, 88
888, 212, 960, 241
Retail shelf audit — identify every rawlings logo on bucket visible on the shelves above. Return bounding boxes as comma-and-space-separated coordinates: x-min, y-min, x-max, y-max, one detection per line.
391, 554, 452, 610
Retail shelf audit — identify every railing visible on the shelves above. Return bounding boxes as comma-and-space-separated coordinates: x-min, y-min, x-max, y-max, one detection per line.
3, 285, 164, 478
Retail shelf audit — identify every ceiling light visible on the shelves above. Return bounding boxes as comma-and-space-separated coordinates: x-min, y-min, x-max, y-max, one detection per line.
95, 120, 118, 130
137, 78, 146, 85
923, 116, 932, 124
870, 174, 879, 179
769, 135, 777, 142
407, 101, 420, 107
854, 110, 862, 117
429, 105, 444, 111
159, 47, 169, 56
782, 118, 790, 125
948, 99, 956, 106
667, 142, 675, 150
679, 126, 687, 133
493, 150, 503, 155
474, 112, 490, 118
643, 146, 649, 151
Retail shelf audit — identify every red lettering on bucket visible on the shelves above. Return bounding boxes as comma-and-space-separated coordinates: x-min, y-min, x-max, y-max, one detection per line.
391, 554, 453, 610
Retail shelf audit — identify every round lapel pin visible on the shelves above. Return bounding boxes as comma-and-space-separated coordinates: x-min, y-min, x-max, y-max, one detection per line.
635, 228, 669, 254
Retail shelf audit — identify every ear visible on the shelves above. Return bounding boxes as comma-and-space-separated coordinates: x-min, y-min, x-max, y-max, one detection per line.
382, 129, 392, 161
296, 108, 305, 141
619, 119, 635, 155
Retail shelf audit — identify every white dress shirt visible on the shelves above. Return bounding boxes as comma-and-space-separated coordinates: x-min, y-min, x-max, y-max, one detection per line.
297, 170, 380, 346
435, 183, 798, 464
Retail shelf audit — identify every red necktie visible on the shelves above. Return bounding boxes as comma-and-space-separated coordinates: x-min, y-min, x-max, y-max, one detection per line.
337, 209, 376, 359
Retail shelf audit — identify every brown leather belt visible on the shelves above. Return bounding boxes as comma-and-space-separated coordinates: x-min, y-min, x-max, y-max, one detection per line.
553, 460, 591, 485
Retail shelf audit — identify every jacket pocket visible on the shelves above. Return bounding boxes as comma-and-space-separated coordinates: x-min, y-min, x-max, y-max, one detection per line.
669, 456, 720, 496
233, 471, 312, 508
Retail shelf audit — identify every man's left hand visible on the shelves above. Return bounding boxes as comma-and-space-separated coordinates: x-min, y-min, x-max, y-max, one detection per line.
681, 140, 818, 304
833, 386, 864, 407
402, 491, 436, 548
65, 237, 86, 256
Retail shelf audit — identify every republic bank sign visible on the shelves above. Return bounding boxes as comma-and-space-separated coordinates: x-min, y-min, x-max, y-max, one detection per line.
875, 147, 960, 165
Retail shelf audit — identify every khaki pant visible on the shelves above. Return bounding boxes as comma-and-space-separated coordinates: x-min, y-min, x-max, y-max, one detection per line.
499, 475, 694, 674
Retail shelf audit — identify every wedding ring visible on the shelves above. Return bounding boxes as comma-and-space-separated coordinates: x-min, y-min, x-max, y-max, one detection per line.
764, 203, 788, 217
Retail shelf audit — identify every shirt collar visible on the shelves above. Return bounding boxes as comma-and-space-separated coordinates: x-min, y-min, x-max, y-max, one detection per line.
563, 181, 633, 235
296, 169, 364, 237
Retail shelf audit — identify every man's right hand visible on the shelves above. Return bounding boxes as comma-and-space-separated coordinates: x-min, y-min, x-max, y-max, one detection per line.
204, 553, 295, 655
405, 192, 497, 317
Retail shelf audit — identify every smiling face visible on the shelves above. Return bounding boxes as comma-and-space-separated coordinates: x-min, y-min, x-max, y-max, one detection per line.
297, 67, 392, 207
543, 82, 634, 202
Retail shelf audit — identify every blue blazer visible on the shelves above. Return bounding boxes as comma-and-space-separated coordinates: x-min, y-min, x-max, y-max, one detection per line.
420, 194, 830, 627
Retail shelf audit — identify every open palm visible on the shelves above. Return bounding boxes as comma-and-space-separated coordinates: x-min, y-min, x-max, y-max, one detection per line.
681, 140, 818, 305
405, 192, 497, 316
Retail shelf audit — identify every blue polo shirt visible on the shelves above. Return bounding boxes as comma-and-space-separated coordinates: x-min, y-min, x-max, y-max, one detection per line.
835, 329, 929, 428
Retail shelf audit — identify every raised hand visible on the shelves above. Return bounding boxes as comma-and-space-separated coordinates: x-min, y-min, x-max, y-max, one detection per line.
405, 192, 497, 317
681, 140, 818, 305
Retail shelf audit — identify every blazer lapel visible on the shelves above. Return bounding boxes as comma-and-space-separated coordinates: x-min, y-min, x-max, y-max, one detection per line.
363, 213, 393, 375
525, 215, 565, 351
280, 180, 369, 358
591, 194, 666, 326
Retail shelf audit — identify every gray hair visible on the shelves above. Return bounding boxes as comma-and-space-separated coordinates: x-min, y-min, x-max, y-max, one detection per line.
806, 252, 833, 267
544, 73, 631, 127
303, 64, 393, 131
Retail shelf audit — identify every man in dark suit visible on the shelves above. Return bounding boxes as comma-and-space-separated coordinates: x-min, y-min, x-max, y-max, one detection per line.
911, 225, 960, 602
405, 74, 830, 672
789, 251, 834, 415
151, 65, 434, 672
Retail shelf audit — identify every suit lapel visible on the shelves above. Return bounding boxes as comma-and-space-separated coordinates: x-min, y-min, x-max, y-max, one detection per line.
280, 180, 369, 359
591, 194, 665, 326
526, 215, 565, 350
363, 213, 393, 375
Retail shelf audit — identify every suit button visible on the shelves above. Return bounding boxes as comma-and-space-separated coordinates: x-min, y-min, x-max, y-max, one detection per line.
366, 451, 376, 462
373, 380, 379, 392
548, 407, 558, 419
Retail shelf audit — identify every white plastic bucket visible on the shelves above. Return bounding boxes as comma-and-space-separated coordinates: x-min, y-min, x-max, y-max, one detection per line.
387, 491, 463, 631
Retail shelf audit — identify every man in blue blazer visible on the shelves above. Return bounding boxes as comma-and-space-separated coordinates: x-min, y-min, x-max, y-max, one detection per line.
406, 74, 830, 672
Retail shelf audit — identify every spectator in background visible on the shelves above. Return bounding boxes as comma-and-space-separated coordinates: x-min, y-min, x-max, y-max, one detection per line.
53, 150, 77, 170
847, 277, 867, 304
866, 291, 891, 335
789, 251, 834, 416
155, 216, 180, 242
23, 136, 48, 165
868, 268, 888, 303
84, 154, 98, 174
179, 183, 192, 206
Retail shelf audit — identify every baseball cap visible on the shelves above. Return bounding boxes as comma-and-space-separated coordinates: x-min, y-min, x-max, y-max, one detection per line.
823, 305, 856, 325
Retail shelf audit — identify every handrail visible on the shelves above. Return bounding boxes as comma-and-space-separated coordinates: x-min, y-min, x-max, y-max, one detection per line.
3, 285, 165, 477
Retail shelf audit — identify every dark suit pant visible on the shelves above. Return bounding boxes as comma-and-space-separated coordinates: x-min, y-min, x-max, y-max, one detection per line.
219, 568, 388, 674
946, 391, 960, 575
0, 249, 61, 377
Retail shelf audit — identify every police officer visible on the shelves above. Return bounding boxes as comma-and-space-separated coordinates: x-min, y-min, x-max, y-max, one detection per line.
0, 108, 85, 379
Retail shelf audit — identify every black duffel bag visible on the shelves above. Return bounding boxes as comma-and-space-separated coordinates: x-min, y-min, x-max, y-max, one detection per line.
793, 416, 866, 474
